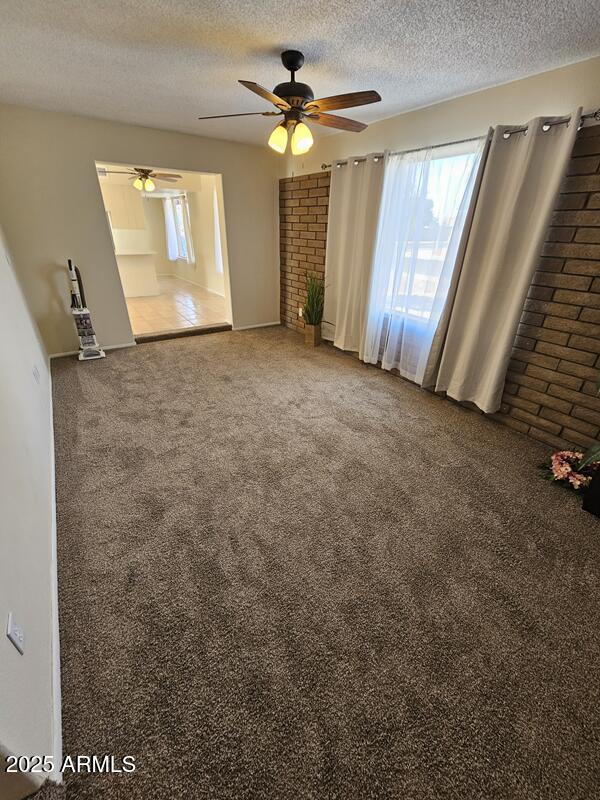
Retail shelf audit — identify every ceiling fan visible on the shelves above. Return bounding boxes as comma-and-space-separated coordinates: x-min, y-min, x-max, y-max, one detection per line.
198, 50, 381, 155
97, 166, 182, 192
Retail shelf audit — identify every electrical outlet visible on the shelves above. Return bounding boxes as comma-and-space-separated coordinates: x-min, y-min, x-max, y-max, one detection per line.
7, 613, 25, 655
299, 307, 303, 318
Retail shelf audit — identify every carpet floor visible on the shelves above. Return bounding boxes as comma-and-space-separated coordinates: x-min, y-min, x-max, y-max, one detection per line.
48, 327, 599, 799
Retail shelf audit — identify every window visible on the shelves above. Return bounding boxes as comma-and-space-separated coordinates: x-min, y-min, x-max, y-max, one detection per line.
172, 197, 189, 260
163, 194, 195, 264
362, 139, 485, 381
384, 149, 481, 322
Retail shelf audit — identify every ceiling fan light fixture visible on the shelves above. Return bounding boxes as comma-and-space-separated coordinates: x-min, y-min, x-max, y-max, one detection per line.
144, 178, 156, 192
268, 122, 288, 154
133, 177, 144, 190
198, 52, 381, 148
291, 121, 313, 155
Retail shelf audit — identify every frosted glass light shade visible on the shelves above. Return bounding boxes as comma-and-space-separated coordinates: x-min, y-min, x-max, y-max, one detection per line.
268, 124, 288, 154
291, 122, 313, 155
133, 177, 144, 190
144, 178, 155, 192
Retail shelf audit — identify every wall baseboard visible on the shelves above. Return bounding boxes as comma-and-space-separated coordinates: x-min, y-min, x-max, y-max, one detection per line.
49, 341, 136, 359
233, 320, 281, 331
169, 271, 226, 298
48, 366, 63, 785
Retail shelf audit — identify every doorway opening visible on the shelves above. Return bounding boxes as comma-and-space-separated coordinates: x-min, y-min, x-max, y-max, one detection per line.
95, 162, 232, 340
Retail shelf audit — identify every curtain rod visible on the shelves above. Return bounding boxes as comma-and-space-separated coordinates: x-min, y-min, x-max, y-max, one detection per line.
320, 108, 600, 170
320, 134, 482, 170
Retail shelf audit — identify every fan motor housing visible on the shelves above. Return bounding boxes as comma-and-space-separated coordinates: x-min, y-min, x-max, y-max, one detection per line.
273, 81, 314, 108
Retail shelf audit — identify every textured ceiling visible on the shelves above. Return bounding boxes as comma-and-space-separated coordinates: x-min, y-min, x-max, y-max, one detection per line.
1, 1, 599, 146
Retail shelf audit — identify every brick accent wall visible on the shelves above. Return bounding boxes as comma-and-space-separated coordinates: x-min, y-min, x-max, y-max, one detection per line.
279, 128, 600, 450
496, 126, 600, 450
279, 172, 330, 332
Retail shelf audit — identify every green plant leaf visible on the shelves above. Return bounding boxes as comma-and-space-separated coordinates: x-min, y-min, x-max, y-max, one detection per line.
579, 444, 600, 469
303, 274, 325, 325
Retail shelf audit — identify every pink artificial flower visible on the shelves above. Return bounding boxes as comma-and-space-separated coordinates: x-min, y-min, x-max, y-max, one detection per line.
544, 449, 598, 492
550, 451, 587, 483
568, 472, 591, 490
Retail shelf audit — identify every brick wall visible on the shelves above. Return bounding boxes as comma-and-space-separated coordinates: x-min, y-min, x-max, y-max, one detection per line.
279, 172, 330, 332
497, 126, 600, 450
279, 128, 600, 450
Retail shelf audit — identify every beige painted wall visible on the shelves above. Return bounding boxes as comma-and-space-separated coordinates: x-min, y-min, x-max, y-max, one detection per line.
181, 176, 226, 297
290, 56, 600, 176
100, 183, 146, 230
0, 103, 280, 355
143, 198, 173, 277
0, 228, 60, 797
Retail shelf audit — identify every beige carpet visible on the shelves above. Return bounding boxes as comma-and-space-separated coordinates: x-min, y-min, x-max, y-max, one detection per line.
48, 327, 599, 799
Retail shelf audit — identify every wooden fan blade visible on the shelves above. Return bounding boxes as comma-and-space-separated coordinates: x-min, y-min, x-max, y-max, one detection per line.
306, 112, 368, 132
155, 177, 178, 182
305, 90, 381, 113
100, 170, 135, 175
238, 80, 291, 111
151, 173, 182, 179
198, 111, 281, 120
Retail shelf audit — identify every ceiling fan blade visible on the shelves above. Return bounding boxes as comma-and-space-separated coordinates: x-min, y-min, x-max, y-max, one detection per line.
151, 173, 182, 179
306, 112, 368, 132
238, 80, 291, 111
155, 177, 178, 182
99, 170, 135, 175
305, 90, 381, 113
198, 110, 282, 120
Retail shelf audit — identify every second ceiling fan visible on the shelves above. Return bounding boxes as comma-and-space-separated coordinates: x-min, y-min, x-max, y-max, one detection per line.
99, 166, 182, 192
198, 50, 381, 155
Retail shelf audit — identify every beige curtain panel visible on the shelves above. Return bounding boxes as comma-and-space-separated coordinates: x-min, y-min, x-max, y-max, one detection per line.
322, 155, 384, 351
431, 111, 581, 413
420, 131, 492, 389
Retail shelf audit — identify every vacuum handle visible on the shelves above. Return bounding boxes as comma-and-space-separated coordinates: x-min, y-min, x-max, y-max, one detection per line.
74, 265, 87, 308
67, 259, 87, 309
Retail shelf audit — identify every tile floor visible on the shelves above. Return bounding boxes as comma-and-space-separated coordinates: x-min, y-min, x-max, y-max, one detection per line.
126, 276, 228, 336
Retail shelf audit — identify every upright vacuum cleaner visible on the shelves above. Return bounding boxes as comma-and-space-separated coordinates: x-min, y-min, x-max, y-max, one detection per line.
67, 259, 106, 361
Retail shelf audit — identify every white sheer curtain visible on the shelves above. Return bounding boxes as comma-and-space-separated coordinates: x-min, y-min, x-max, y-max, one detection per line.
213, 187, 224, 275
322, 154, 384, 350
433, 112, 581, 412
163, 197, 179, 261
184, 196, 196, 264
177, 194, 195, 264
163, 194, 195, 264
361, 139, 485, 381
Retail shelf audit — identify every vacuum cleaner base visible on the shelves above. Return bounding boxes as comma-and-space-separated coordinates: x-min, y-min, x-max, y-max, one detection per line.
78, 348, 106, 361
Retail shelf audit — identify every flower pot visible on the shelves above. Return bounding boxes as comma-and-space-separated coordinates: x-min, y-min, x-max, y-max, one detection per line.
304, 323, 321, 347
582, 471, 600, 517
